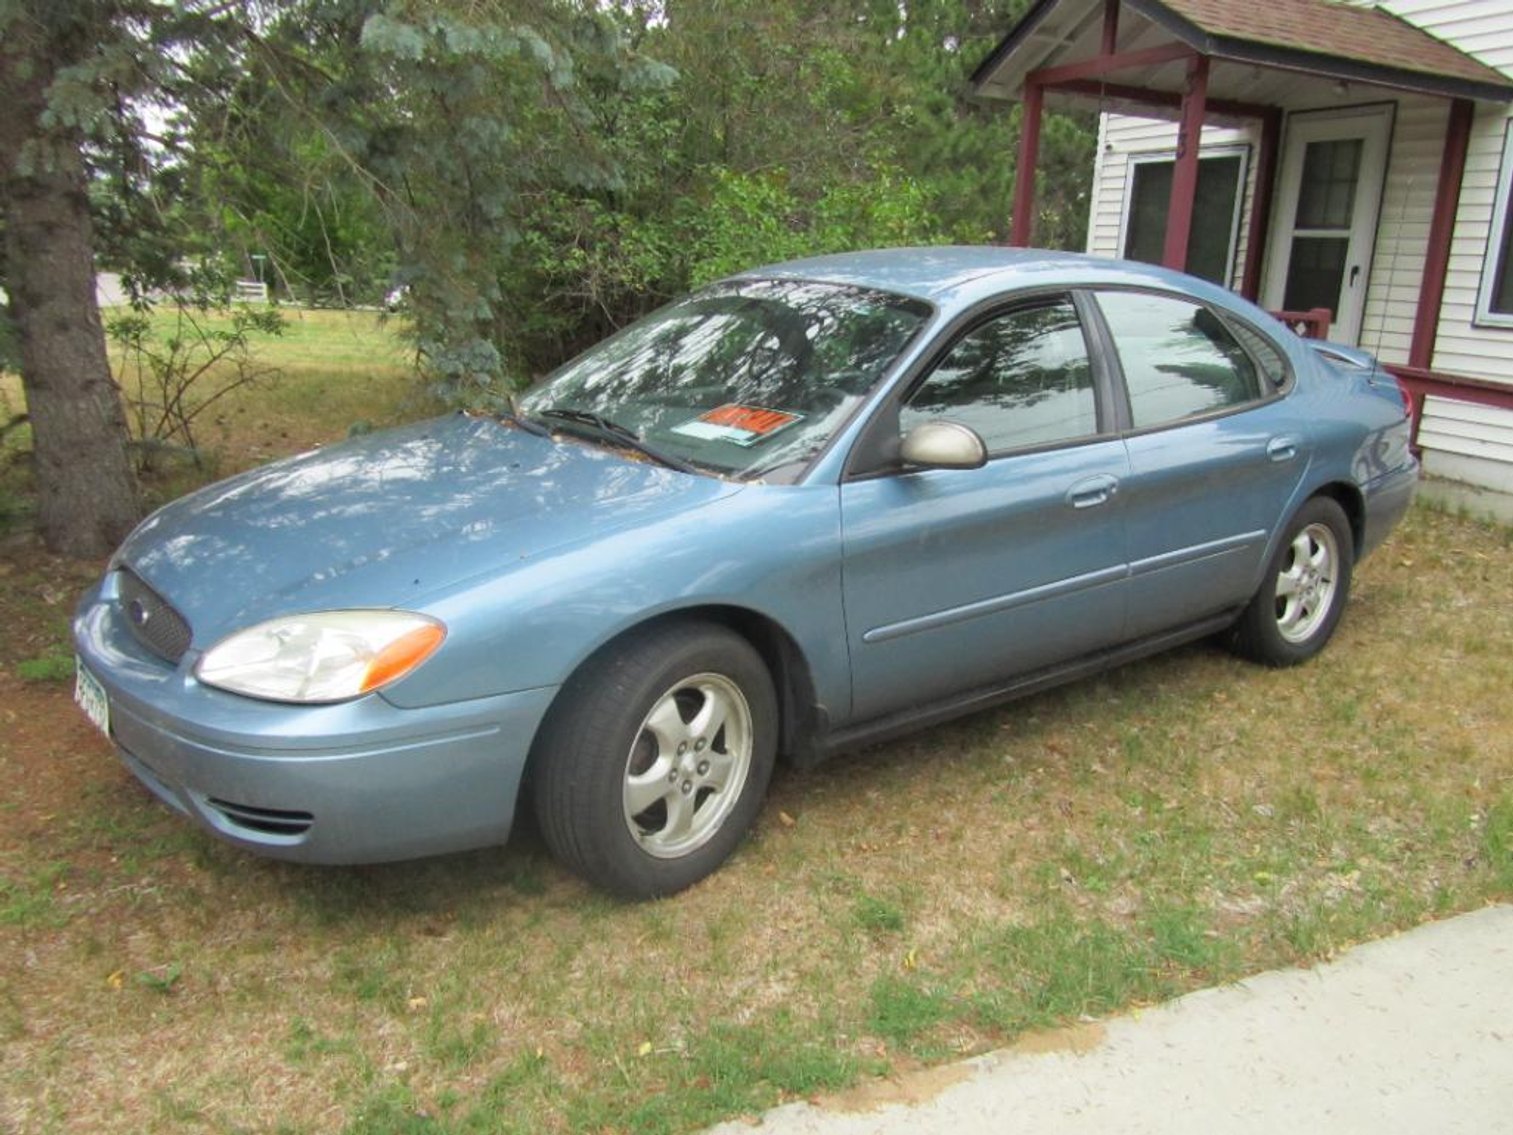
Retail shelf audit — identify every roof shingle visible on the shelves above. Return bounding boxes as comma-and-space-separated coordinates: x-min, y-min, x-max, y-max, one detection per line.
1153, 0, 1511, 89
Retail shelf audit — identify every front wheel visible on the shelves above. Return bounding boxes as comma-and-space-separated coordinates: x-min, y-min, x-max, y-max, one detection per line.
1229, 497, 1354, 667
531, 622, 777, 899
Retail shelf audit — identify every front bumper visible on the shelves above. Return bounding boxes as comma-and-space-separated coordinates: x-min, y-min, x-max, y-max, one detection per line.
73, 576, 558, 864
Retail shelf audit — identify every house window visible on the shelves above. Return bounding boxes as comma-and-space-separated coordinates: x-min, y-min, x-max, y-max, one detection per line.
1122, 151, 1247, 286
1477, 118, 1513, 328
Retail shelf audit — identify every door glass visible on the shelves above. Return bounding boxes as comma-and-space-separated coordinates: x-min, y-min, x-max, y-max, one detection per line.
1282, 138, 1364, 318
1295, 139, 1362, 229
901, 299, 1097, 453
1096, 291, 1263, 428
1282, 236, 1350, 313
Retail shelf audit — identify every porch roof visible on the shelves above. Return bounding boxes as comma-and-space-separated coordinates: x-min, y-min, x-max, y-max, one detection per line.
973, 0, 1513, 109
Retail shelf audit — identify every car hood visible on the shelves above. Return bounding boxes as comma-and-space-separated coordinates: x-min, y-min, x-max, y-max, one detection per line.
117, 414, 743, 645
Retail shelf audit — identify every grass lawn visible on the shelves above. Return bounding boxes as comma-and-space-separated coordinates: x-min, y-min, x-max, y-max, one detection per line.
1, 314, 1511, 1132
1, 306, 433, 522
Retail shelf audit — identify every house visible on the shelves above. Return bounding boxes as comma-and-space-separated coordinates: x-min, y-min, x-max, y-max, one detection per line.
971, 0, 1513, 492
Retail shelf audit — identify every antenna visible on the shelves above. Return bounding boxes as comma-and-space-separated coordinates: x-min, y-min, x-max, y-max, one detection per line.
1365, 171, 1411, 360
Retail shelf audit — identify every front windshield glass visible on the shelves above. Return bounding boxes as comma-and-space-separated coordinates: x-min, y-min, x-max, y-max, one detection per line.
518, 278, 931, 481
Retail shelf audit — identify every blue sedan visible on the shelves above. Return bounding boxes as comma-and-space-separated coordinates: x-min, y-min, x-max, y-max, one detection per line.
73, 248, 1417, 897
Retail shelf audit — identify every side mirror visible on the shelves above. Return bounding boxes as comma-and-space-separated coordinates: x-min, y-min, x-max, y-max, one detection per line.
899, 420, 988, 470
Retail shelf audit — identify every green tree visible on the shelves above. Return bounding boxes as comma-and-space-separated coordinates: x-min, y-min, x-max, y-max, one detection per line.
488, 0, 1095, 380
2, 0, 1098, 560
0, 0, 671, 550
194, 1, 678, 395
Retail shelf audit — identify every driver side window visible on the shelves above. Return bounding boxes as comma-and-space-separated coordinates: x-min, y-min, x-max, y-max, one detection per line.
901, 298, 1098, 454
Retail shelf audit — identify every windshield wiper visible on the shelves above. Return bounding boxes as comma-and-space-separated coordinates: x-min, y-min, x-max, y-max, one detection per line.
500, 394, 550, 437
536, 407, 698, 474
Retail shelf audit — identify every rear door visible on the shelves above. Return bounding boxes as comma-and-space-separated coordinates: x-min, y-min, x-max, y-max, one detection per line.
1090, 290, 1312, 639
838, 294, 1130, 723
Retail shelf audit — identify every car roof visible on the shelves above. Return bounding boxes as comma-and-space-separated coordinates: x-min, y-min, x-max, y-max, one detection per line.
732, 246, 1248, 317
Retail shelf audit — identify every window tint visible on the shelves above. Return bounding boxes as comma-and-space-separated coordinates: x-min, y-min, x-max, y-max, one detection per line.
1096, 291, 1264, 428
901, 299, 1097, 454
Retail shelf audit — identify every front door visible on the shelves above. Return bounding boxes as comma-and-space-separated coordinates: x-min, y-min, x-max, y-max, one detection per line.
1263, 106, 1392, 345
838, 296, 1129, 724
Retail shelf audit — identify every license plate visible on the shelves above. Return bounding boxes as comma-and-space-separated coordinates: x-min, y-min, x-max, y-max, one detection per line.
74, 658, 110, 737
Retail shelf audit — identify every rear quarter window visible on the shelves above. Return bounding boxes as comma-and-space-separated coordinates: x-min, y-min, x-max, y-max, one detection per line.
1224, 319, 1291, 390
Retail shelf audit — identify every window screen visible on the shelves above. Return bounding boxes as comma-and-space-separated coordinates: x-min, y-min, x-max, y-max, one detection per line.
1123, 154, 1244, 285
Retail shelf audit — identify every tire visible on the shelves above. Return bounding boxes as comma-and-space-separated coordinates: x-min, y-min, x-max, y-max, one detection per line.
1229, 496, 1354, 667
531, 621, 778, 899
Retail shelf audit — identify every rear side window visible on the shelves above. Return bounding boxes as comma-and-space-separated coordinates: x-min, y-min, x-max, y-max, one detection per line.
901, 298, 1098, 454
1096, 291, 1265, 428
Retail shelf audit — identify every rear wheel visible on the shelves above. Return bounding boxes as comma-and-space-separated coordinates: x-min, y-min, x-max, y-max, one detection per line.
1230, 497, 1353, 666
531, 622, 777, 898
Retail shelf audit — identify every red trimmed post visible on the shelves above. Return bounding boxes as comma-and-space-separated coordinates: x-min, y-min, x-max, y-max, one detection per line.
1410, 98, 1474, 370
1010, 80, 1043, 247
1162, 53, 1210, 271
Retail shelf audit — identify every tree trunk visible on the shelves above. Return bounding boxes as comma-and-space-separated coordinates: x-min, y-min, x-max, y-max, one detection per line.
0, 19, 141, 558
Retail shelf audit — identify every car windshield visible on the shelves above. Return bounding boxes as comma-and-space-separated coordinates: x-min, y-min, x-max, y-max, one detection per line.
518, 278, 931, 481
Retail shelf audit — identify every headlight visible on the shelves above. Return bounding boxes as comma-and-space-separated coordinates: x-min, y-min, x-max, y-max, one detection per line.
196, 611, 446, 703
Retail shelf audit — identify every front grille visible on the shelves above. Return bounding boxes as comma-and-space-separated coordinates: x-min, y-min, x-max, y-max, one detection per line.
117, 568, 193, 663
206, 798, 315, 838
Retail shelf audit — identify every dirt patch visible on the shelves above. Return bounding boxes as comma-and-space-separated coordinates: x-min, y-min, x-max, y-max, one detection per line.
0, 675, 121, 849
0, 538, 119, 857
1007, 1021, 1108, 1056
819, 1060, 976, 1113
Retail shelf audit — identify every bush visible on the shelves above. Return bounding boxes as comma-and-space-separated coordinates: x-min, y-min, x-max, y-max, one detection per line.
108, 302, 285, 471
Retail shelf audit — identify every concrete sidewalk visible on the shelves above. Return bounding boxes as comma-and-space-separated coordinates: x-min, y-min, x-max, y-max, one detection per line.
706, 905, 1513, 1135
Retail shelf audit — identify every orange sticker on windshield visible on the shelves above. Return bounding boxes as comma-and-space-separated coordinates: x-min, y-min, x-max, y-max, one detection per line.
673, 404, 802, 447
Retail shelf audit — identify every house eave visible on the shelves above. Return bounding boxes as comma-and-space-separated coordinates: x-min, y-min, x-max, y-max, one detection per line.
971, 0, 1513, 107
1146, 0, 1513, 108
968, 0, 1063, 91
1207, 38, 1512, 105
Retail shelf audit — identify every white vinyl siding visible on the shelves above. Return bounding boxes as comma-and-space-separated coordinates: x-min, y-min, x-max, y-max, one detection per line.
1355, 95, 1442, 366
1440, 106, 1513, 353
1375, 1, 1513, 488
1373, 0, 1513, 378
1375, 1, 1513, 73
1418, 399, 1513, 491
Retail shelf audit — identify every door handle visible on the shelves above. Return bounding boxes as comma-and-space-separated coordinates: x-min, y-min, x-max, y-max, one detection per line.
1267, 436, 1300, 462
1349, 265, 1361, 287
1067, 474, 1119, 509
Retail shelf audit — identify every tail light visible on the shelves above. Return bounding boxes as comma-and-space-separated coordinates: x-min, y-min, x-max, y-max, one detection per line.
1392, 374, 1415, 421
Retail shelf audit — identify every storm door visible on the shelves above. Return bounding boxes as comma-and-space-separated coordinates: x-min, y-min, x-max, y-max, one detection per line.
1263, 106, 1392, 345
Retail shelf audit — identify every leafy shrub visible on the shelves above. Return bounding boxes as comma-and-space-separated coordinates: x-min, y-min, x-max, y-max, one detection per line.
108, 302, 285, 470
